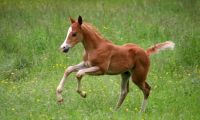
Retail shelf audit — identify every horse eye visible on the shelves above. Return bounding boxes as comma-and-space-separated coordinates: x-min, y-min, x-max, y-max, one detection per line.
72, 33, 77, 37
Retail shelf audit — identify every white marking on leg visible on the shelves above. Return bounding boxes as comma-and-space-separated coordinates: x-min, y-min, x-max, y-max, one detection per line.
56, 75, 66, 101
60, 26, 72, 49
57, 66, 74, 94
76, 80, 81, 92
57, 63, 85, 92
56, 62, 86, 101
57, 75, 66, 92
76, 75, 87, 97
141, 99, 147, 112
75, 66, 100, 97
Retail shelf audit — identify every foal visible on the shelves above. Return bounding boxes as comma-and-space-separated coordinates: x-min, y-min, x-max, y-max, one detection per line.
56, 16, 175, 112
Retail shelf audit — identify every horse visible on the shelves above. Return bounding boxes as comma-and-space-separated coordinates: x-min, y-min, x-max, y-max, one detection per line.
56, 16, 175, 112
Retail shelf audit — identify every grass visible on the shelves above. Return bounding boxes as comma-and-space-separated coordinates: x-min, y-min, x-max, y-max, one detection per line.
0, 0, 200, 119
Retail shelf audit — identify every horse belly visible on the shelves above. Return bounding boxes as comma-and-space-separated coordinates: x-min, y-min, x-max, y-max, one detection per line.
106, 59, 132, 75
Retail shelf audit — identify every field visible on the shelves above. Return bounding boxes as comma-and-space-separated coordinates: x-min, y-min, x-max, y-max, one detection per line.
0, 0, 200, 119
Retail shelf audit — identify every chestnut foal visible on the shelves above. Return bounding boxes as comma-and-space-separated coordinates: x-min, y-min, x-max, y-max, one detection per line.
56, 16, 175, 112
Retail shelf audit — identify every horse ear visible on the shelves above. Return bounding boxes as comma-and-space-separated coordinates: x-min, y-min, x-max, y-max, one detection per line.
69, 17, 75, 24
78, 16, 82, 25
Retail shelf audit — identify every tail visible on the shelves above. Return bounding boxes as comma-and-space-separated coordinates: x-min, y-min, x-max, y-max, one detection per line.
146, 41, 175, 56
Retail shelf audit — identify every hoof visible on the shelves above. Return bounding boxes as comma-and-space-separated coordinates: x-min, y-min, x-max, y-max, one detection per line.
81, 91, 87, 98
81, 93, 87, 98
57, 98, 64, 103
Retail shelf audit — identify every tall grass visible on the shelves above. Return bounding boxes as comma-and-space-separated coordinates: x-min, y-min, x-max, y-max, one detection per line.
0, 0, 199, 119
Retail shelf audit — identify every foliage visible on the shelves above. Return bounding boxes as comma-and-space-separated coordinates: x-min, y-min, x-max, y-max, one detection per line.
0, 0, 199, 119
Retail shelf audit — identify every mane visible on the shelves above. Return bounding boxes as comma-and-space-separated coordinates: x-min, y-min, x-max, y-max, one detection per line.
82, 22, 111, 43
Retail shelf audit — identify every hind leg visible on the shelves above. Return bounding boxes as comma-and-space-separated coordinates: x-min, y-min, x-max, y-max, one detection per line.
131, 65, 151, 112
116, 71, 131, 109
138, 82, 151, 112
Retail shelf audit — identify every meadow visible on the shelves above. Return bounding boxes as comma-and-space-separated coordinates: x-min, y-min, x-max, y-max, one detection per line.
0, 0, 200, 119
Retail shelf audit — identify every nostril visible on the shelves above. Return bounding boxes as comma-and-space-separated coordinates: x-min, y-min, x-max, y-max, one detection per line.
63, 47, 69, 53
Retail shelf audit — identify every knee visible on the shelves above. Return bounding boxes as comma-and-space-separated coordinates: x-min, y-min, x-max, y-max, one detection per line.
144, 89, 150, 99
66, 66, 74, 72
148, 86, 151, 91
145, 83, 151, 91
67, 66, 74, 71
64, 66, 74, 75
76, 70, 84, 78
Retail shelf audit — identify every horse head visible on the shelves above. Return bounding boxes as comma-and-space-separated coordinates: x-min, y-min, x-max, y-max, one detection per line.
60, 16, 83, 53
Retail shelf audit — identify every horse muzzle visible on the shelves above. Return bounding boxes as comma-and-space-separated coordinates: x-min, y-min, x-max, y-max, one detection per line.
60, 45, 71, 53
63, 47, 69, 53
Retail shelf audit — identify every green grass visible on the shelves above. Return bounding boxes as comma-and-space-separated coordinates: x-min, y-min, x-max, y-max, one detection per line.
0, 0, 200, 119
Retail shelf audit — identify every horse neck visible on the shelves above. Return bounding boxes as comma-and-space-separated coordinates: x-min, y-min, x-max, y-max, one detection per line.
82, 28, 106, 51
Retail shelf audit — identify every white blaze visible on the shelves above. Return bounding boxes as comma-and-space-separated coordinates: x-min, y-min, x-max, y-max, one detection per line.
60, 26, 72, 49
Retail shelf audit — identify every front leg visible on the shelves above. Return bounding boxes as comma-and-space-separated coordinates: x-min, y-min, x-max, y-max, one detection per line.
76, 66, 101, 98
56, 62, 85, 103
